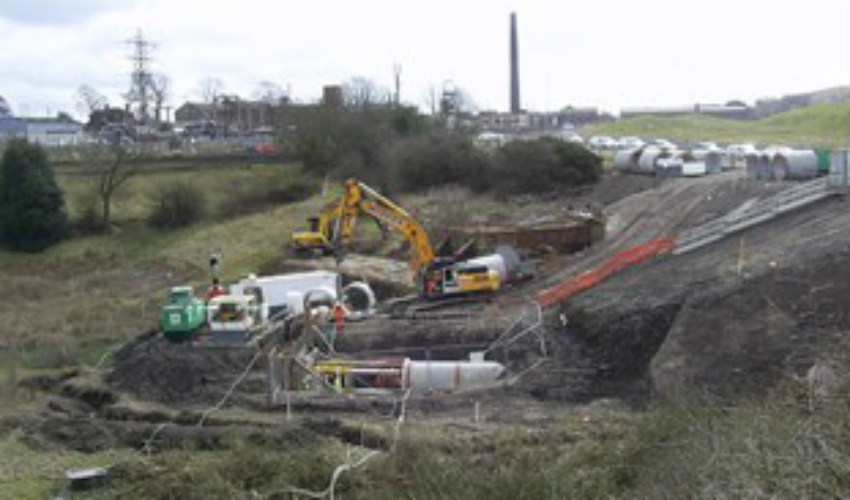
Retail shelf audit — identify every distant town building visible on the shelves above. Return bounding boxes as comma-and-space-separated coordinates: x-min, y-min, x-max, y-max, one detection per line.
175, 85, 352, 139
477, 107, 612, 134
0, 116, 83, 146
175, 97, 278, 134
620, 103, 753, 120
24, 117, 84, 147
322, 85, 344, 108
0, 116, 26, 141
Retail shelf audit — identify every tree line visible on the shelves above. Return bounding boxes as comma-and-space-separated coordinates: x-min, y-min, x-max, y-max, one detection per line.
288, 98, 602, 197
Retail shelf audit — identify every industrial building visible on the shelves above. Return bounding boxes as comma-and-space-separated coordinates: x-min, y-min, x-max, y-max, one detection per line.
620, 103, 753, 120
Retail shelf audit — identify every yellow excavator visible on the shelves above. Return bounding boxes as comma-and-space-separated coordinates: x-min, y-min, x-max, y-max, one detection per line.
291, 201, 343, 255
292, 179, 501, 299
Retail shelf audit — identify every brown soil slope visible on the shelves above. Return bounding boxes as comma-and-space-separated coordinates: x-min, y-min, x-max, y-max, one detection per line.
535, 193, 850, 400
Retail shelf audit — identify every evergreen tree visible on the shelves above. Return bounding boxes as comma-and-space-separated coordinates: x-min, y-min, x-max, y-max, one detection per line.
0, 139, 68, 251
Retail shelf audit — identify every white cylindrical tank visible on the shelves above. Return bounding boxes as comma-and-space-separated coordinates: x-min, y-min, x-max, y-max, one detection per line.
637, 147, 666, 174
342, 282, 376, 312
614, 148, 641, 172
402, 360, 505, 391
745, 154, 760, 178
303, 287, 336, 314
466, 245, 522, 284
774, 150, 819, 180
703, 151, 724, 174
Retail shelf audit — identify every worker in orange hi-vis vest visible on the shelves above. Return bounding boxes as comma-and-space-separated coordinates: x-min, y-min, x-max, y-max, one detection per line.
332, 302, 347, 337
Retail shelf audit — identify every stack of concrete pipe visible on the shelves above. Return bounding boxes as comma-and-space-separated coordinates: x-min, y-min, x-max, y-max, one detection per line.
613, 148, 643, 172
750, 149, 820, 181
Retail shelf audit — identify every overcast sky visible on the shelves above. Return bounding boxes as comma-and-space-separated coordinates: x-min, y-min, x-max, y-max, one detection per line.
0, 0, 846, 118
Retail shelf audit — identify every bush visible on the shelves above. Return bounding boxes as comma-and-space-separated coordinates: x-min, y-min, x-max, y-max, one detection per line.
147, 182, 206, 229
493, 138, 602, 195
392, 136, 600, 196
0, 139, 68, 251
392, 134, 490, 193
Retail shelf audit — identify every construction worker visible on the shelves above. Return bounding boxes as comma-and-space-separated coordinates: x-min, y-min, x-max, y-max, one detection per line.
206, 277, 226, 302
332, 302, 347, 337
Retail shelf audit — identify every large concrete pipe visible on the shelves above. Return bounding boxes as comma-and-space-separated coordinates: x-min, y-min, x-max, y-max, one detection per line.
745, 153, 760, 178
341, 282, 376, 313
774, 150, 819, 180
637, 147, 665, 175
614, 148, 642, 172
466, 245, 524, 284
402, 359, 505, 391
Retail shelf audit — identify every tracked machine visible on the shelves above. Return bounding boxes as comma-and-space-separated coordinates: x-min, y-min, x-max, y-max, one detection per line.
292, 179, 520, 315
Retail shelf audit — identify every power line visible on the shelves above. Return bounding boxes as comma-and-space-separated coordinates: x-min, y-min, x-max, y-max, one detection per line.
126, 29, 156, 125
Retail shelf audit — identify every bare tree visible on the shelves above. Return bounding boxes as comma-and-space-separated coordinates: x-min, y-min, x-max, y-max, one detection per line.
81, 145, 139, 231
342, 77, 390, 109
253, 80, 286, 104
198, 77, 224, 121
198, 77, 224, 105
424, 84, 440, 115
76, 85, 109, 117
150, 73, 171, 124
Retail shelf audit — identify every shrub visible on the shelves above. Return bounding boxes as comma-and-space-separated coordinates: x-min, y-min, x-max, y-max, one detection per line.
148, 182, 206, 229
493, 138, 602, 195
0, 139, 68, 251
392, 134, 490, 193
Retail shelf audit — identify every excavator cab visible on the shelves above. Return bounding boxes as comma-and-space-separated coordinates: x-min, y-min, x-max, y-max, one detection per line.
420, 261, 501, 298
292, 223, 333, 255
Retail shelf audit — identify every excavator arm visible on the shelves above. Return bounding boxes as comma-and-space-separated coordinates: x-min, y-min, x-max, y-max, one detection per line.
321, 179, 500, 302
335, 180, 435, 273
292, 190, 388, 255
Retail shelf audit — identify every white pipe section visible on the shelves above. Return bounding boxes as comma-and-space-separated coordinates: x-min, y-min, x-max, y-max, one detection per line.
401, 360, 505, 391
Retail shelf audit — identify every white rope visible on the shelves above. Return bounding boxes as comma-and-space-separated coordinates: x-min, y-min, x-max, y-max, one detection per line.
197, 348, 265, 427
141, 423, 169, 456
505, 358, 549, 386
139, 346, 266, 454
269, 389, 411, 500
90, 336, 135, 371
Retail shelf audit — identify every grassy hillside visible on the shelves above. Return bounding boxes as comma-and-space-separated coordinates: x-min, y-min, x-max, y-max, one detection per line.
56, 161, 306, 222
585, 104, 850, 148
0, 161, 331, 356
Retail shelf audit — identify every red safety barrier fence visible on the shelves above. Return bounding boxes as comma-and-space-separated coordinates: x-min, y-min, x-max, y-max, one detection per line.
537, 237, 676, 309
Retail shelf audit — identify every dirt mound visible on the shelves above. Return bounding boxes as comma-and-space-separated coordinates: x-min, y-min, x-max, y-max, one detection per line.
652, 247, 850, 397
107, 334, 265, 407
541, 195, 850, 401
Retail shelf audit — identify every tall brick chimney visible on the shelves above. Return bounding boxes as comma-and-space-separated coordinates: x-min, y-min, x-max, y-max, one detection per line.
510, 12, 521, 114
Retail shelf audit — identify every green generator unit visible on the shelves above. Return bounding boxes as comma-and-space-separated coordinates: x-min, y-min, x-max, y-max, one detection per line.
160, 286, 207, 342
816, 148, 832, 173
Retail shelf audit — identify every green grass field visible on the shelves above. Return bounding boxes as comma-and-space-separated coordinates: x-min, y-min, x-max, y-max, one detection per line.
584, 104, 850, 148
0, 160, 332, 357
56, 160, 306, 222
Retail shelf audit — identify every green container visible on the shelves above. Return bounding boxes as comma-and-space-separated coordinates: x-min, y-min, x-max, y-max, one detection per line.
160, 286, 206, 342
816, 148, 831, 173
